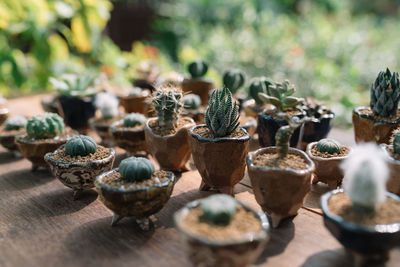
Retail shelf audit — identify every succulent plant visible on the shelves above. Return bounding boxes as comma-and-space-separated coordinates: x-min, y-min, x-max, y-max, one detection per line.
341, 144, 389, 213
299, 97, 330, 119
316, 139, 341, 155
49, 73, 98, 97
275, 116, 305, 158
129, 87, 143, 96
370, 68, 400, 118
205, 87, 240, 137
152, 87, 183, 130
119, 156, 155, 182
95, 92, 119, 120
184, 94, 202, 110
249, 76, 273, 105
5, 116, 27, 131
26, 113, 65, 139
65, 135, 97, 157
223, 69, 245, 93
200, 194, 237, 226
188, 61, 208, 79
123, 113, 146, 128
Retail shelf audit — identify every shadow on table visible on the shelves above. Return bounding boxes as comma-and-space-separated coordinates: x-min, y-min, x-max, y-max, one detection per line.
0, 151, 22, 164
300, 248, 353, 267
0, 169, 53, 191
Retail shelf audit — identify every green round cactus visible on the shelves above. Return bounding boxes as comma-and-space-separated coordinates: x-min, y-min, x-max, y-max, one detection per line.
223, 69, 245, 93
184, 94, 202, 110
249, 77, 273, 105
65, 135, 97, 157
123, 113, 146, 128
26, 113, 65, 139
316, 139, 341, 154
119, 157, 155, 182
391, 129, 400, 155
5, 116, 27, 131
200, 194, 238, 226
188, 61, 208, 78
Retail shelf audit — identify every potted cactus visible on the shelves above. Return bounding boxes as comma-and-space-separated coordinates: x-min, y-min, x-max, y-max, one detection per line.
321, 144, 400, 264
15, 113, 75, 171
353, 68, 400, 144
381, 128, 400, 196
242, 76, 273, 117
247, 116, 315, 227
223, 68, 246, 109
110, 113, 148, 155
118, 87, 151, 114
181, 94, 205, 124
181, 60, 215, 104
0, 116, 27, 154
45, 135, 115, 199
306, 138, 351, 190
95, 156, 175, 230
189, 87, 250, 195
174, 194, 270, 267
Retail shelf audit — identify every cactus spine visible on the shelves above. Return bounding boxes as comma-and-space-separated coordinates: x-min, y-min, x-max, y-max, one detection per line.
152, 87, 183, 130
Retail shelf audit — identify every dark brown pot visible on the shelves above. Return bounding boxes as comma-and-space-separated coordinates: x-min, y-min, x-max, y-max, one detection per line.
189, 125, 250, 195
247, 147, 315, 227
118, 90, 150, 114
145, 117, 195, 171
381, 144, 400, 196
110, 120, 148, 154
181, 78, 214, 105
41, 95, 60, 114
0, 108, 9, 126
182, 108, 205, 124
352, 106, 400, 144
0, 129, 24, 152
89, 117, 122, 147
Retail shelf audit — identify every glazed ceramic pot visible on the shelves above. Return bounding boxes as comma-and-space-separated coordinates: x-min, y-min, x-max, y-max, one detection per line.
95, 169, 175, 229
247, 147, 315, 227
352, 106, 400, 144
181, 78, 214, 105
0, 108, 9, 126
145, 117, 195, 171
321, 189, 400, 263
110, 120, 148, 155
189, 125, 250, 195
239, 116, 257, 137
306, 142, 350, 190
45, 145, 115, 199
58, 96, 96, 133
118, 90, 150, 114
182, 108, 205, 124
174, 198, 270, 267
41, 95, 60, 114
89, 117, 123, 147
300, 111, 335, 150
381, 144, 400, 196
242, 99, 265, 118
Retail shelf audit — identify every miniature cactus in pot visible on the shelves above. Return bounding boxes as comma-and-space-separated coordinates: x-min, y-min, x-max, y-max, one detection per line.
5, 116, 27, 131
119, 156, 155, 182
26, 113, 65, 139
182, 94, 205, 124
200, 194, 237, 225
182, 60, 214, 104
152, 87, 183, 131
123, 113, 146, 128
223, 69, 245, 94
0, 116, 27, 153
380, 128, 400, 196
184, 94, 202, 110
119, 87, 151, 114
316, 139, 341, 154
242, 76, 273, 117
65, 135, 97, 157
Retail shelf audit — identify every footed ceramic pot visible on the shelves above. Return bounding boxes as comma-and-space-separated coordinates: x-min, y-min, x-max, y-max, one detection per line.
118, 90, 150, 114
45, 145, 115, 199
89, 116, 122, 147
321, 189, 400, 263
381, 144, 400, 196
247, 147, 315, 227
189, 125, 250, 195
110, 120, 148, 155
145, 117, 195, 171
0, 108, 9, 126
300, 111, 335, 150
174, 198, 270, 267
58, 96, 96, 133
181, 78, 214, 105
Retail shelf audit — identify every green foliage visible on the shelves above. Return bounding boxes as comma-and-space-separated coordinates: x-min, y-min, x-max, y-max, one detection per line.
200, 194, 237, 226
184, 94, 202, 110
188, 61, 208, 78
152, 87, 183, 130
316, 138, 341, 154
123, 113, 146, 128
5, 116, 27, 131
223, 69, 245, 93
249, 77, 273, 105
205, 87, 240, 137
275, 116, 304, 158
26, 113, 64, 139
65, 135, 97, 157
391, 128, 400, 155
119, 156, 155, 182
49, 73, 97, 97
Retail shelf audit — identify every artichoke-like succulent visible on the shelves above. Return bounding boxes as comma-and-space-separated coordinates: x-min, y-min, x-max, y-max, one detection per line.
49, 73, 97, 97
223, 69, 245, 93
391, 128, 400, 155
316, 139, 341, 155
205, 87, 240, 137
26, 113, 65, 139
5, 116, 27, 131
123, 113, 146, 128
200, 194, 237, 226
95, 92, 119, 119
188, 61, 208, 79
65, 135, 97, 157
184, 94, 202, 110
249, 77, 273, 105
119, 156, 155, 182
275, 116, 304, 158
370, 68, 400, 118
152, 87, 183, 130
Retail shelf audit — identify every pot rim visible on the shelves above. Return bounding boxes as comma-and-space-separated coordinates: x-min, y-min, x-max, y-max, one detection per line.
118, 90, 150, 99
247, 146, 315, 175
145, 117, 195, 139
174, 198, 269, 247
320, 189, 400, 234
306, 110, 335, 123
15, 132, 73, 145
94, 168, 175, 193
380, 143, 400, 164
182, 77, 214, 84
257, 108, 307, 120
353, 106, 400, 124
0, 129, 25, 139
110, 120, 146, 133
189, 124, 250, 143
306, 142, 351, 161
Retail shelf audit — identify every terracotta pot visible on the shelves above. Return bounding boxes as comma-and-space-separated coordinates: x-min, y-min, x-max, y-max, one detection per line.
306, 142, 350, 190
118, 90, 150, 114
182, 108, 205, 124
239, 116, 257, 137
110, 120, 148, 154
0, 108, 9, 126
189, 125, 250, 195
247, 147, 315, 227
352, 106, 400, 144
45, 145, 115, 200
58, 96, 96, 133
95, 169, 175, 229
242, 99, 265, 118
300, 111, 335, 150
174, 198, 270, 267
181, 78, 214, 105
321, 189, 400, 263
145, 117, 195, 171
381, 144, 400, 196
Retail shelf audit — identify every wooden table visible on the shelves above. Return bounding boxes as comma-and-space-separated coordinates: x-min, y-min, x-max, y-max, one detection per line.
0, 94, 398, 267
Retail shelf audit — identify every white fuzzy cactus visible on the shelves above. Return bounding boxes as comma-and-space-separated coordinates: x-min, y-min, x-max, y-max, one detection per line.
341, 143, 389, 213
95, 92, 119, 119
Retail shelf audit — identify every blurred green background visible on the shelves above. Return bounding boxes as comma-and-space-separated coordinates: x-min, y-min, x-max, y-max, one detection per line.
1, 0, 400, 126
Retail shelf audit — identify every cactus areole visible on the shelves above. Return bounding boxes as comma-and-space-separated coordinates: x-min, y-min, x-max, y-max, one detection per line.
152, 87, 183, 131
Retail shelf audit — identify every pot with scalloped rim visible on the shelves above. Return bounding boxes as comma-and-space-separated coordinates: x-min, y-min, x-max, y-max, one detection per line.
118, 89, 150, 114
110, 119, 148, 155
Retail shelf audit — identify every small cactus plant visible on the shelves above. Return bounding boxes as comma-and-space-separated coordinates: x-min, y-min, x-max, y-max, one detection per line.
188, 61, 208, 79
316, 139, 341, 155
5, 116, 27, 131
119, 156, 155, 182
152, 87, 183, 130
200, 194, 237, 226
94, 92, 119, 120
249, 77, 273, 105
65, 135, 97, 157
205, 87, 240, 137
275, 116, 305, 158
123, 113, 146, 128
223, 69, 245, 93
26, 113, 65, 139
184, 94, 202, 110
49, 73, 97, 97
390, 128, 400, 155
129, 87, 143, 96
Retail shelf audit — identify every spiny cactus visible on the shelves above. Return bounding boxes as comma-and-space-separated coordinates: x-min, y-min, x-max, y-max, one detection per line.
205, 87, 240, 137
152, 87, 183, 130
249, 77, 273, 105
188, 61, 208, 79
316, 139, 341, 155
275, 116, 305, 158
95, 92, 119, 120
26, 113, 65, 139
65, 135, 97, 157
370, 68, 400, 118
129, 87, 143, 96
119, 157, 155, 182
184, 94, 202, 110
200, 194, 237, 226
341, 144, 389, 213
5, 116, 27, 131
49, 73, 97, 97
223, 69, 245, 93
123, 113, 146, 128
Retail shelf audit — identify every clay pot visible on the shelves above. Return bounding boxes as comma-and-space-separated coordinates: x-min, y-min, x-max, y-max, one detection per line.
234, 91, 248, 112
352, 106, 400, 144
300, 111, 335, 150
174, 198, 270, 267
321, 189, 400, 263
133, 79, 156, 93
306, 142, 350, 190
247, 147, 315, 227
110, 120, 148, 155
89, 116, 123, 147
0, 129, 24, 153
181, 78, 214, 105
381, 144, 400, 196
189, 125, 250, 195
45, 145, 115, 200
182, 108, 205, 124
145, 117, 195, 171
58, 96, 96, 133
118, 90, 150, 114
239, 116, 257, 137
0, 108, 9, 126
41, 95, 60, 114
95, 169, 175, 229
242, 99, 265, 118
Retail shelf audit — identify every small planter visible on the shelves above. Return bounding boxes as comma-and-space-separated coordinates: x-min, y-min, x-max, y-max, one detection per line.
89, 116, 123, 147
118, 90, 150, 114
174, 198, 270, 267
247, 147, 315, 227
133, 79, 156, 92
110, 120, 148, 155
181, 78, 214, 105
242, 99, 265, 118
239, 115, 257, 136
0, 108, 9, 126
381, 144, 400, 196
145, 117, 195, 171
45, 145, 115, 199
41, 95, 60, 114
182, 108, 205, 124
189, 125, 250, 195
300, 111, 335, 150
58, 96, 96, 133
0, 127, 24, 154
